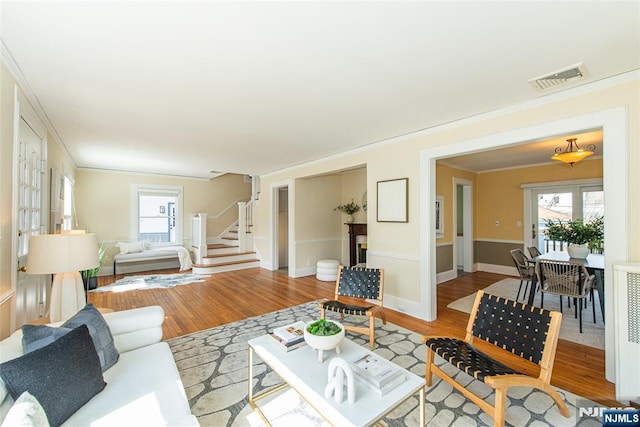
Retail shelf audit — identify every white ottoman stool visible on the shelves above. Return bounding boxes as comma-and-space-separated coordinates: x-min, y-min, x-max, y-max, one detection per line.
316, 259, 340, 281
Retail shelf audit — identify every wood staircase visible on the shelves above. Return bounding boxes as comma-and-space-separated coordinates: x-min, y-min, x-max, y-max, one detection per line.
191, 225, 260, 275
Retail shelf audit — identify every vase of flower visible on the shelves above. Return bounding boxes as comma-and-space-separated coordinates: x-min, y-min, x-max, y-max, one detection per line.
334, 199, 360, 223
567, 244, 589, 259
544, 217, 603, 259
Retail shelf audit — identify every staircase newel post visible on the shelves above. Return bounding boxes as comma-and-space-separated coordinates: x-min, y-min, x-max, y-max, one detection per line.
197, 213, 207, 264
238, 202, 247, 252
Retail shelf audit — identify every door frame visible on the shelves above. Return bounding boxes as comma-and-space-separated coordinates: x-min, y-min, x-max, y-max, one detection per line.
270, 179, 294, 276
11, 85, 48, 331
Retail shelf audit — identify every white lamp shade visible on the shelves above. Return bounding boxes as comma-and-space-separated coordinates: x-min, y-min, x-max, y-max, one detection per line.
27, 233, 99, 274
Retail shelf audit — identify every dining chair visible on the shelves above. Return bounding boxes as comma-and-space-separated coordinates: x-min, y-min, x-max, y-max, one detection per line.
509, 249, 535, 301
528, 246, 542, 258
535, 260, 596, 333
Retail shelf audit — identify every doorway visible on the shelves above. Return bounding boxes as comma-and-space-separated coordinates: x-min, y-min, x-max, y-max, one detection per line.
277, 187, 289, 273
421, 107, 627, 383
454, 178, 473, 275
271, 180, 293, 275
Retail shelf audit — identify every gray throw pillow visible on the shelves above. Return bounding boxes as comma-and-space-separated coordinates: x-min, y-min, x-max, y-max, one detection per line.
0, 325, 106, 427
22, 304, 119, 372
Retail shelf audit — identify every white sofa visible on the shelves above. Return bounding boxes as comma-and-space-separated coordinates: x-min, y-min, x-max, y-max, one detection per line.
0, 306, 198, 426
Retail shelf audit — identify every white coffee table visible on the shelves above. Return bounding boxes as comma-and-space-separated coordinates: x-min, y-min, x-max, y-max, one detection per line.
248, 335, 425, 426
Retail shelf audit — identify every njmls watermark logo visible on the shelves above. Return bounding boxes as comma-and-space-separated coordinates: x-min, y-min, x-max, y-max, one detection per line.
577, 399, 640, 426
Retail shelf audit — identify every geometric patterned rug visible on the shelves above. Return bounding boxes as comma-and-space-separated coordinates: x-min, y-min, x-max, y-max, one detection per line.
168, 301, 602, 426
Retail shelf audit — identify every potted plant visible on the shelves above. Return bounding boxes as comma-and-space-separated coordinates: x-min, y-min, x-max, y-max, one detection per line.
544, 216, 604, 258
81, 242, 105, 291
304, 319, 345, 363
334, 199, 361, 224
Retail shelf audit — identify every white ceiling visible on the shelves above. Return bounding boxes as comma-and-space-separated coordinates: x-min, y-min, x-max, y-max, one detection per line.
1, 1, 638, 178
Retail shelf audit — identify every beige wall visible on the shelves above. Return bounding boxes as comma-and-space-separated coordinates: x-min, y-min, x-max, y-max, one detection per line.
256, 78, 639, 311
0, 63, 17, 338
74, 170, 251, 268
476, 158, 603, 240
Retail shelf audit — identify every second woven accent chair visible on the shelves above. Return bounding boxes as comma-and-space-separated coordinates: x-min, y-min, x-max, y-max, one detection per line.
509, 249, 535, 301
319, 265, 386, 348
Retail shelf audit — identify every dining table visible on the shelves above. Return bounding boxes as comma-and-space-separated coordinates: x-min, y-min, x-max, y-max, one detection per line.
527, 251, 605, 319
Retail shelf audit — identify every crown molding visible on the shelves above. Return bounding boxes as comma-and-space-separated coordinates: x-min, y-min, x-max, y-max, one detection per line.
1, 40, 77, 169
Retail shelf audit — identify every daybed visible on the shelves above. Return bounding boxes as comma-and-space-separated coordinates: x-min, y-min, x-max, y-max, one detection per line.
113, 241, 192, 275
0, 305, 198, 426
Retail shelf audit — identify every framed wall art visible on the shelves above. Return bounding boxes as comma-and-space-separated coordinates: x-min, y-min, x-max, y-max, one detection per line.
376, 178, 408, 223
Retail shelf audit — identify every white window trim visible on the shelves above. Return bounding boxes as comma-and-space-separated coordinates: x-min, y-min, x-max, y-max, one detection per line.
130, 183, 184, 246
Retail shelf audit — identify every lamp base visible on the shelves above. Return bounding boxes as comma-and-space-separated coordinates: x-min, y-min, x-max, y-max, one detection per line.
50, 271, 87, 322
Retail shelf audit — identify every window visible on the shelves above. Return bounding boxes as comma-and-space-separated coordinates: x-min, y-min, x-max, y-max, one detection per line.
131, 184, 183, 245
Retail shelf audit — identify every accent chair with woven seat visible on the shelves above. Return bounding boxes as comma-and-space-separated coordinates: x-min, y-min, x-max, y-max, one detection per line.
423, 291, 569, 427
319, 265, 385, 348
509, 248, 535, 301
535, 259, 596, 333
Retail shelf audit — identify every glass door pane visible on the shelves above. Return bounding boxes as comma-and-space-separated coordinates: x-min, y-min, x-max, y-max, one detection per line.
582, 190, 604, 221
536, 192, 573, 252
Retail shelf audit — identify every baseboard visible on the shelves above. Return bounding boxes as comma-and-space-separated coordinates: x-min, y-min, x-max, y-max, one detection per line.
436, 269, 457, 284
383, 295, 423, 319
476, 263, 518, 276
293, 266, 316, 278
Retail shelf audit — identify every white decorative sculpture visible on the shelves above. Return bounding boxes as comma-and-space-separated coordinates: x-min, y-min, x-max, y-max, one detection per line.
324, 357, 356, 404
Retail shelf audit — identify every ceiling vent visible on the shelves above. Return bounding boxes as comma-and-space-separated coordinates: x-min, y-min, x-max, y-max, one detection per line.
528, 63, 589, 92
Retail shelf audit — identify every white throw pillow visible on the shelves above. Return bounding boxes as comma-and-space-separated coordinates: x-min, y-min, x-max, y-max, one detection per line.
117, 241, 148, 255
1, 391, 49, 427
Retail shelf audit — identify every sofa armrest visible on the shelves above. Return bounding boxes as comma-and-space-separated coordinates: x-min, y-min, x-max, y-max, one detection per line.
103, 306, 164, 353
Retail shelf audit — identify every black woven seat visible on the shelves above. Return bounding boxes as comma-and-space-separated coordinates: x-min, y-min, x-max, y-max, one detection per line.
319, 265, 385, 348
422, 290, 569, 427
321, 300, 373, 317
425, 338, 521, 382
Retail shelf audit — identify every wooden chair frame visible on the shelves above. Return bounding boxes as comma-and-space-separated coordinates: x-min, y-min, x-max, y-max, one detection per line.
319, 265, 386, 348
423, 291, 569, 427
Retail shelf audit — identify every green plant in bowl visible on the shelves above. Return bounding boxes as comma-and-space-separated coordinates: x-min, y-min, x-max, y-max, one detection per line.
306, 318, 342, 336
304, 319, 345, 363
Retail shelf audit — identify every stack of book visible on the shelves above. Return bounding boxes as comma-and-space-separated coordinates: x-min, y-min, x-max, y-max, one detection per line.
350, 353, 406, 396
269, 321, 307, 352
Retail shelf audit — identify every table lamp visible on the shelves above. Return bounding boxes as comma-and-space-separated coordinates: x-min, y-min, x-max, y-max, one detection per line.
27, 232, 99, 322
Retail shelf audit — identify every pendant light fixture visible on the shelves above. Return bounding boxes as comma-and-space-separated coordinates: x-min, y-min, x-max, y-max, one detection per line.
551, 138, 595, 166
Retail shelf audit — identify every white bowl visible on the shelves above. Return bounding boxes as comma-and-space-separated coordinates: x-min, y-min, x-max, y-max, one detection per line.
304, 321, 345, 362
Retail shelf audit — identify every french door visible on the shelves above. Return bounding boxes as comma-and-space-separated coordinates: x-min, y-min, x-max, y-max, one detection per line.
14, 88, 48, 327
527, 181, 603, 253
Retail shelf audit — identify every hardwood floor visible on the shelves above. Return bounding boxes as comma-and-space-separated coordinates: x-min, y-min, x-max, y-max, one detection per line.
89, 268, 618, 407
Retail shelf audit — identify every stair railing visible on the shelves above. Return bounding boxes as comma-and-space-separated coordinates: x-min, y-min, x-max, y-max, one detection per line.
237, 200, 254, 253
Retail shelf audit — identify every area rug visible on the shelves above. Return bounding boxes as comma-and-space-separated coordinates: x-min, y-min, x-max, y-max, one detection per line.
447, 278, 604, 349
89, 273, 209, 293
168, 301, 601, 426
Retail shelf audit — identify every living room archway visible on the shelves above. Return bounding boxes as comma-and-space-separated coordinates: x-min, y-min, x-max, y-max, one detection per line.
420, 107, 628, 383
